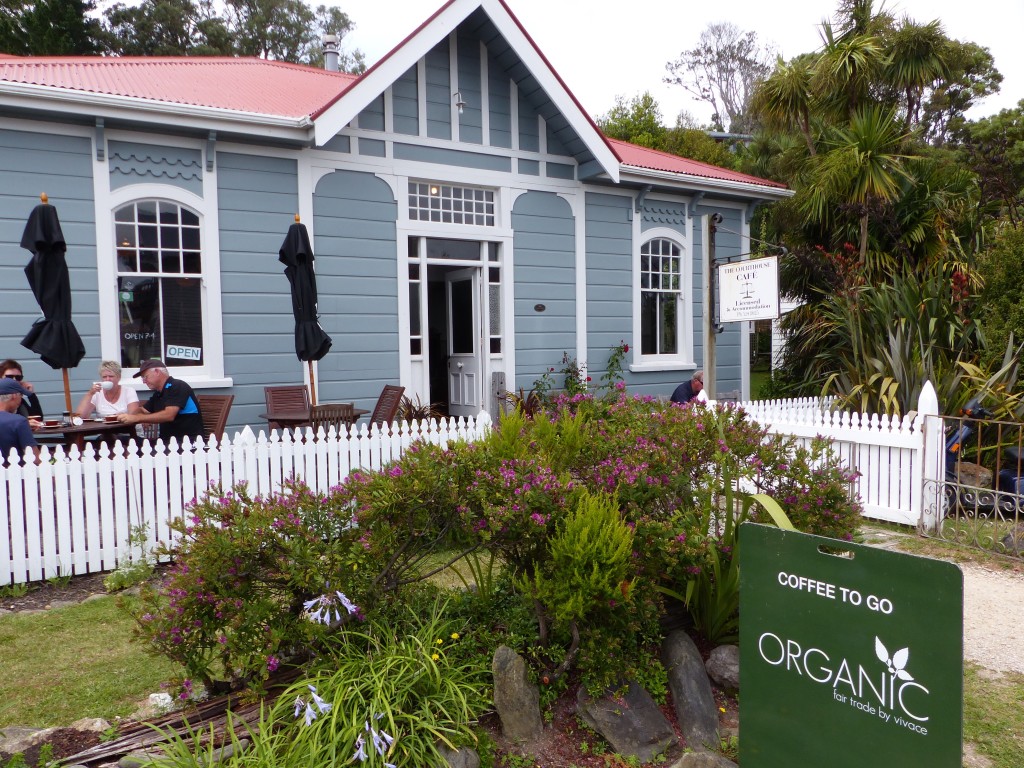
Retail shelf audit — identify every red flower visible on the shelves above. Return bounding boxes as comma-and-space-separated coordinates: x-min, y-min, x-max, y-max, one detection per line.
622, 344, 629, 353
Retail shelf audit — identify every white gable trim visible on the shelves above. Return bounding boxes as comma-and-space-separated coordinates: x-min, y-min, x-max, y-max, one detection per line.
312, 0, 620, 182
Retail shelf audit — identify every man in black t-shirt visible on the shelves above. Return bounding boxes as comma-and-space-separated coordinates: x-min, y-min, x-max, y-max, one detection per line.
117, 359, 205, 445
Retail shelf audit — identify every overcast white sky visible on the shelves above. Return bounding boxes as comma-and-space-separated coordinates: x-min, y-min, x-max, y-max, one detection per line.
336, 0, 1023, 126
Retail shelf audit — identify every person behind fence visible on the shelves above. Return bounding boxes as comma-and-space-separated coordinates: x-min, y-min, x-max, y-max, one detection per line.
75, 360, 141, 419
1, 358, 44, 421
117, 359, 205, 445
670, 370, 704, 404
0, 377, 40, 464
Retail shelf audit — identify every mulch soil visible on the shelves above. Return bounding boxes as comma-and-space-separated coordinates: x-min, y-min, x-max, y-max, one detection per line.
0, 569, 112, 613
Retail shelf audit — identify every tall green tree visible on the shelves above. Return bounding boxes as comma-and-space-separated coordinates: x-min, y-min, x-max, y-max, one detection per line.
99, 0, 231, 56
664, 21, 774, 132
596, 92, 666, 148
958, 101, 1024, 226
744, 0, 1003, 402
99, 0, 363, 69
596, 93, 737, 168
0, 0, 99, 54
800, 106, 913, 262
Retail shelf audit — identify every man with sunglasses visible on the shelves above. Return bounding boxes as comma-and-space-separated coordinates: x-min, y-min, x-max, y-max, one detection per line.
1, 359, 43, 421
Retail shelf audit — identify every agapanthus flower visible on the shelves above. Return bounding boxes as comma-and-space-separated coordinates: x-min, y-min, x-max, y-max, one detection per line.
303, 589, 360, 625
293, 684, 331, 725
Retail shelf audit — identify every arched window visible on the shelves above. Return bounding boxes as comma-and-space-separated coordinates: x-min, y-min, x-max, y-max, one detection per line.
640, 237, 682, 356
114, 200, 205, 369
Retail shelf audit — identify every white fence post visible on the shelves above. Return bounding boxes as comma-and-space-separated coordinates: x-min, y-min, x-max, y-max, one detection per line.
917, 381, 943, 533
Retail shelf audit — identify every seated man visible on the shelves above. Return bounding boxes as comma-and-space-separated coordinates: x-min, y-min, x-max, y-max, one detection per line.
0, 378, 40, 465
670, 370, 704, 404
118, 359, 205, 445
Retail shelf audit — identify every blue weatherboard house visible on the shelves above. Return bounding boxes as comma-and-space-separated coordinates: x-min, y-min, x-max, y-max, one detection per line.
0, 0, 791, 429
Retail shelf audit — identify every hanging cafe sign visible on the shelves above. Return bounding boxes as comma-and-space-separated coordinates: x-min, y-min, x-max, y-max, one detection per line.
718, 255, 780, 323
739, 524, 963, 767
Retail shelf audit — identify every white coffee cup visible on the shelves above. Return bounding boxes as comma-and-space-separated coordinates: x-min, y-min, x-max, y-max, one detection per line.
96, 381, 114, 391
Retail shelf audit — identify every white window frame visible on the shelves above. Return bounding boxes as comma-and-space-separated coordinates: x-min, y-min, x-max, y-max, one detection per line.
99, 183, 229, 386
631, 226, 695, 371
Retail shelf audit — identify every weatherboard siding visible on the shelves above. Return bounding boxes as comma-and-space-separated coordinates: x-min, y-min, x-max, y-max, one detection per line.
313, 170, 400, 408
216, 151, 300, 429
425, 39, 452, 140
487, 49, 513, 148
0, 128, 100, 416
456, 32, 483, 145
393, 65, 419, 136
511, 191, 575, 393
584, 192, 633, 387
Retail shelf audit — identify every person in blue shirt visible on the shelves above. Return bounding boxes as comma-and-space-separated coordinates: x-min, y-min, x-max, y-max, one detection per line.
670, 370, 704, 404
0, 377, 40, 465
118, 359, 205, 445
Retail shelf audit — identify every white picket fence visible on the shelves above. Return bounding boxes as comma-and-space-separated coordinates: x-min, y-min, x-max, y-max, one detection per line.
727, 383, 942, 528
1, 387, 947, 586
1, 416, 491, 586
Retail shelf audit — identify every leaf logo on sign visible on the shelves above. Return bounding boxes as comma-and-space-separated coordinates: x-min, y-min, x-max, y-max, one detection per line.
875, 637, 914, 681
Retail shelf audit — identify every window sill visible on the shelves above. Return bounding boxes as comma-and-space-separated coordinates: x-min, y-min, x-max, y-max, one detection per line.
628, 361, 698, 374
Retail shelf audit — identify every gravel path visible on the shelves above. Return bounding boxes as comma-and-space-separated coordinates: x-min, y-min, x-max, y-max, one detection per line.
862, 528, 1024, 676
962, 562, 1024, 675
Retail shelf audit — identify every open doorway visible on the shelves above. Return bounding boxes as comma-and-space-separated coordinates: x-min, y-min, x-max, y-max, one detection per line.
426, 264, 483, 418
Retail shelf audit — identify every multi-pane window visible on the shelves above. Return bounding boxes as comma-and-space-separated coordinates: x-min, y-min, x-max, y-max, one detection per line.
408, 181, 495, 226
640, 238, 681, 356
114, 200, 204, 369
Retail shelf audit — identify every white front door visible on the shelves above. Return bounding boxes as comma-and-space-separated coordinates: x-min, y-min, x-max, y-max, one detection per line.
446, 267, 481, 417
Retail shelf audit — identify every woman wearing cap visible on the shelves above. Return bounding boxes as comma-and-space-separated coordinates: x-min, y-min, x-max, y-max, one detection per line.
1, 358, 44, 420
75, 360, 141, 419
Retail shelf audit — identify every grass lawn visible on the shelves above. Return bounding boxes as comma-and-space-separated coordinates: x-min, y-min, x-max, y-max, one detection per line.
0, 595, 177, 728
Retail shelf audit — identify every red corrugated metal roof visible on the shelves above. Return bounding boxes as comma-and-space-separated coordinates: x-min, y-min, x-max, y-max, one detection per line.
0, 56, 357, 119
0, 55, 786, 191
607, 137, 788, 190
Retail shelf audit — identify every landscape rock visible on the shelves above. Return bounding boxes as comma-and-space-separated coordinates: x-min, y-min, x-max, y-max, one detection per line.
1000, 524, 1024, 554
670, 750, 738, 768
69, 718, 111, 733
438, 742, 481, 768
575, 681, 677, 763
131, 693, 175, 720
0, 726, 55, 756
491, 645, 543, 742
118, 752, 155, 768
662, 630, 719, 751
704, 645, 740, 694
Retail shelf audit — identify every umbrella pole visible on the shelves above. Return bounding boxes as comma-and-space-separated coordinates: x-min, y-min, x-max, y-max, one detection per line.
62, 368, 72, 413
307, 360, 317, 406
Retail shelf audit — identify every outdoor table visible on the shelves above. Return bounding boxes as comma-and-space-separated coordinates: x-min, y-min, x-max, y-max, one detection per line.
260, 405, 368, 431
33, 419, 134, 452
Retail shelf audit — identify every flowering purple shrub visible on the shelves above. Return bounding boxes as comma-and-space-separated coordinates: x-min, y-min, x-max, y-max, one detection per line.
130, 389, 863, 693
129, 480, 371, 692
755, 436, 862, 541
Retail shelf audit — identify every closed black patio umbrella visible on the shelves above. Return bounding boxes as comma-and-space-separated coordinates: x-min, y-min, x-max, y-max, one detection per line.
20, 193, 86, 412
279, 215, 332, 405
